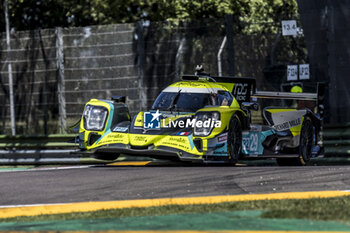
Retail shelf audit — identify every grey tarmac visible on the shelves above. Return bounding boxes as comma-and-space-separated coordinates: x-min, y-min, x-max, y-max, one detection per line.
1, 160, 350, 206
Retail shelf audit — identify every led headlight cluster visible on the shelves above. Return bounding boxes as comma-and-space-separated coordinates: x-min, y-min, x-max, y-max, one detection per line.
83, 105, 108, 131
193, 111, 220, 136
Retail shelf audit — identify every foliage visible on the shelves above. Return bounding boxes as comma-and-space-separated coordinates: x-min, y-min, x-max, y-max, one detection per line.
0, 0, 297, 32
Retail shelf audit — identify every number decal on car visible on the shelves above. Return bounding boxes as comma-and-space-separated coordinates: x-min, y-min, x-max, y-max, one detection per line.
242, 132, 259, 156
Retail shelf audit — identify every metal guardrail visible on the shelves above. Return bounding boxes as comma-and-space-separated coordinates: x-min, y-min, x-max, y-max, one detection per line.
324, 123, 350, 156
0, 123, 349, 165
0, 134, 77, 150
0, 134, 81, 165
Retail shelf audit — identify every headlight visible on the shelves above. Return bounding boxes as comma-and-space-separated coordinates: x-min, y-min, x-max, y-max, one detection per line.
194, 112, 220, 136
83, 105, 108, 131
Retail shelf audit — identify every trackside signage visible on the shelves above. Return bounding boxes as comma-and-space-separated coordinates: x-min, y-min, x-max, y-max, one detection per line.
143, 110, 221, 130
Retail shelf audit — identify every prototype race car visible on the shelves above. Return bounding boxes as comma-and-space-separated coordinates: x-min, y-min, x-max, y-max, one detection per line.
76, 69, 324, 166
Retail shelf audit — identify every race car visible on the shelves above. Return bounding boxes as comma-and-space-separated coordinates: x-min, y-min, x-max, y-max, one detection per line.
76, 68, 324, 166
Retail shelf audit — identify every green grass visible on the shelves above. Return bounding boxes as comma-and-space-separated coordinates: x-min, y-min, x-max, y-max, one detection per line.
2, 196, 350, 223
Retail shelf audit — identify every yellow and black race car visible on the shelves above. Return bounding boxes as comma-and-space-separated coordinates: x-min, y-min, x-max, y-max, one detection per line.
76, 69, 324, 166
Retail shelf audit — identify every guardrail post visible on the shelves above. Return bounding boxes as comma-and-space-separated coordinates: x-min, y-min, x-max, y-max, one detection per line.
225, 14, 235, 76
136, 21, 147, 111
4, 0, 16, 136
56, 27, 66, 133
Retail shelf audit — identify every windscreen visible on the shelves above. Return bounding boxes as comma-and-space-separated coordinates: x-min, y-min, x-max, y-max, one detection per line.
152, 92, 212, 112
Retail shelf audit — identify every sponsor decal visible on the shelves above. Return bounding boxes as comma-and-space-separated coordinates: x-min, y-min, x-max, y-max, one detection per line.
143, 110, 161, 129
97, 133, 126, 144
217, 134, 227, 143
270, 110, 306, 131
162, 137, 190, 150
173, 82, 203, 88
107, 134, 124, 139
169, 137, 186, 143
135, 136, 147, 142
274, 118, 301, 131
233, 83, 248, 101
113, 126, 128, 132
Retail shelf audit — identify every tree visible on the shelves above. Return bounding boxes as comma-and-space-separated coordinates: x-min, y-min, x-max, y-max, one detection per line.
1, 0, 297, 32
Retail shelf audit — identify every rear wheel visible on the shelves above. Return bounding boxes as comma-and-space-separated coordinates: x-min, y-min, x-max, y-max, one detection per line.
227, 114, 242, 165
298, 117, 313, 165
276, 117, 313, 166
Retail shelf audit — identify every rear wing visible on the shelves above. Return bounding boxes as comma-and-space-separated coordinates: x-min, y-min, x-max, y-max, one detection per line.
182, 75, 256, 103
251, 83, 325, 118
214, 76, 256, 103
181, 75, 324, 118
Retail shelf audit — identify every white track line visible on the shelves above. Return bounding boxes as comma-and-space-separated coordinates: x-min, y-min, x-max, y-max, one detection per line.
0, 165, 92, 173
0, 203, 67, 208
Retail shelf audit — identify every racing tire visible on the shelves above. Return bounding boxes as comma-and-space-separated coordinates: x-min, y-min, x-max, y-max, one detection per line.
297, 116, 314, 165
276, 117, 313, 166
94, 152, 120, 161
227, 114, 242, 165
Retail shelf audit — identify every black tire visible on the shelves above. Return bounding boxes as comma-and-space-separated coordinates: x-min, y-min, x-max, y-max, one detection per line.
298, 116, 313, 165
227, 114, 242, 165
276, 117, 313, 166
94, 152, 120, 161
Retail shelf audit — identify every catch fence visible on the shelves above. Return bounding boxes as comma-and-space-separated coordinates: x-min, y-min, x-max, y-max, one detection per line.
0, 18, 309, 135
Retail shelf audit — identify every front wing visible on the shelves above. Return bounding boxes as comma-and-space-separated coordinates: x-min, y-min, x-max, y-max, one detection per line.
79, 131, 231, 162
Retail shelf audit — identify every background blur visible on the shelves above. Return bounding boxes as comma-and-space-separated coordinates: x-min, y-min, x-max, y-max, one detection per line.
0, 0, 348, 135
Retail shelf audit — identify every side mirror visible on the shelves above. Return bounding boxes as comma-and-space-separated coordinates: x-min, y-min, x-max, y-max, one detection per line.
241, 102, 259, 111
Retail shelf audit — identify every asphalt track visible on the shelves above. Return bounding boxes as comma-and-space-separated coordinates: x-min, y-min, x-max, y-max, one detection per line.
1, 159, 350, 206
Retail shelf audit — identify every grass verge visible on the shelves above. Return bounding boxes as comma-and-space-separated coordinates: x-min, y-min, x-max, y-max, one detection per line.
2, 196, 350, 223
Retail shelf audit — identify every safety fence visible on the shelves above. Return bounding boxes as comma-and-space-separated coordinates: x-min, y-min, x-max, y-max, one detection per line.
0, 24, 139, 135
0, 18, 308, 135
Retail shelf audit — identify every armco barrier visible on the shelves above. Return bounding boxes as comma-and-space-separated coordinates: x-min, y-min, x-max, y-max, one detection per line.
0, 134, 77, 150
324, 123, 350, 156
0, 122, 349, 164
0, 134, 83, 165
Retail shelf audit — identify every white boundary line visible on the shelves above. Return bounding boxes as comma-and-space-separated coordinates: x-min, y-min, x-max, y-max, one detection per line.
0, 164, 92, 173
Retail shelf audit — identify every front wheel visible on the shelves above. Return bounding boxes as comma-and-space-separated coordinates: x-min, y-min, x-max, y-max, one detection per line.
227, 114, 242, 165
